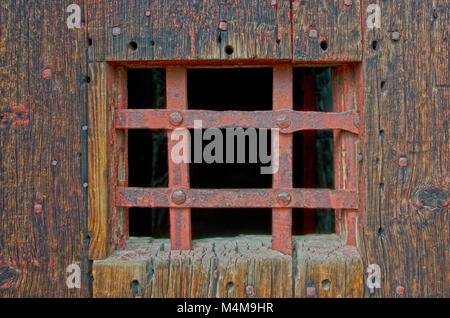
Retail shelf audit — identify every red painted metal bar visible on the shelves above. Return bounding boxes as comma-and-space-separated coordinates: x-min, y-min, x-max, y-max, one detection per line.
302, 74, 317, 234
115, 109, 359, 134
115, 188, 359, 210
166, 67, 191, 250
272, 65, 293, 255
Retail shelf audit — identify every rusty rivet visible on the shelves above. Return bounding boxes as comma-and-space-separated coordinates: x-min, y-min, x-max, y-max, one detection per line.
357, 154, 363, 162
145, 9, 151, 17
309, 28, 318, 39
112, 26, 121, 36
34, 203, 42, 214
344, 0, 352, 6
172, 190, 186, 205
218, 20, 227, 31
391, 31, 401, 41
306, 287, 316, 297
42, 68, 52, 79
275, 115, 290, 129
277, 192, 291, 206
399, 157, 407, 167
396, 286, 405, 296
245, 285, 255, 296
169, 111, 183, 126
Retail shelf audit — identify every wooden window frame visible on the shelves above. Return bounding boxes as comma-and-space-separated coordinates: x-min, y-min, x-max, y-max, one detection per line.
88, 62, 363, 260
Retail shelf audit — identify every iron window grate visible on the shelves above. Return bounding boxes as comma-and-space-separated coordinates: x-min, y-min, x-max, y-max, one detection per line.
114, 66, 359, 255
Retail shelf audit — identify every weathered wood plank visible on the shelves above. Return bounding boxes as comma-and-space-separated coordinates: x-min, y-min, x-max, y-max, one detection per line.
0, 0, 90, 297
294, 235, 363, 298
88, 63, 110, 260
292, 0, 362, 62
88, 0, 291, 61
361, 0, 449, 297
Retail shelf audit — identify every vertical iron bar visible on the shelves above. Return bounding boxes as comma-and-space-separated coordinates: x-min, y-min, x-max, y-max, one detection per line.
272, 65, 293, 255
166, 67, 192, 250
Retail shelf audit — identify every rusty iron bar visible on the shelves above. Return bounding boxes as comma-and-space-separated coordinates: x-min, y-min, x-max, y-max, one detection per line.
115, 188, 359, 210
166, 67, 192, 250
115, 109, 359, 134
272, 65, 293, 255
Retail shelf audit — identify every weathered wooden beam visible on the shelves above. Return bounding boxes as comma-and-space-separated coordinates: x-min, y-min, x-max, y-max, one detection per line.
88, 0, 291, 61
292, 0, 362, 62
294, 235, 364, 298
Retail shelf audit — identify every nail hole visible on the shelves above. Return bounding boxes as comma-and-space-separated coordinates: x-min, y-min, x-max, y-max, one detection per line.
129, 41, 138, 51
379, 130, 385, 137
378, 227, 384, 236
226, 282, 234, 292
150, 40, 155, 46
84, 76, 91, 84
320, 40, 328, 51
380, 81, 386, 89
321, 279, 331, 291
372, 40, 378, 50
225, 45, 234, 55
276, 39, 281, 44
130, 279, 142, 296
217, 33, 222, 43
88, 38, 93, 46
380, 183, 384, 191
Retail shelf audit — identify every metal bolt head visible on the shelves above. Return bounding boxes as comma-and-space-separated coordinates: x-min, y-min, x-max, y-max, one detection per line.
218, 20, 227, 31
357, 154, 363, 162
306, 287, 316, 297
399, 157, 407, 167
172, 190, 186, 205
309, 28, 318, 39
34, 203, 42, 214
51, 160, 58, 166
391, 31, 401, 41
245, 285, 255, 296
169, 111, 183, 126
396, 286, 405, 296
82, 125, 88, 131
42, 68, 52, 79
277, 192, 291, 206
83, 182, 89, 188
112, 26, 121, 36
275, 115, 290, 129
344, 0, 352, 6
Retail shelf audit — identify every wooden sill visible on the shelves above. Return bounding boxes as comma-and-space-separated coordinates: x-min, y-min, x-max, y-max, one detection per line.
93, 234, 363, 298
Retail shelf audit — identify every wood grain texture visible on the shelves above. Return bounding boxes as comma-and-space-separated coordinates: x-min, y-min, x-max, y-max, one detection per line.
88, 63, 110, 260
294, 235, 363, 298
361, 0, 449, 298
292, 0, 362, 62
0, 0, 90, 297
88, 0, 291, 61
93, 236, 294, 298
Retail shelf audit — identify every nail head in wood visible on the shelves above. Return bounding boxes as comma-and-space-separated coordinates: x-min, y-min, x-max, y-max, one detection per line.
218, 20, 227, 31
112, 26, 121, 36
392, 31, 401, 41
309, 28, 318, 39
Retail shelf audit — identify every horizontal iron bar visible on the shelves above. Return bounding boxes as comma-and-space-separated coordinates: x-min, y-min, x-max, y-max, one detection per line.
115, 109, 359, 134
115, 188, 358, 209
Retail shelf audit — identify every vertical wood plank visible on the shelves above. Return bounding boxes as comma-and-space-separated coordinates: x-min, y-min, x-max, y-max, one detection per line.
88, 63, 110, 259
